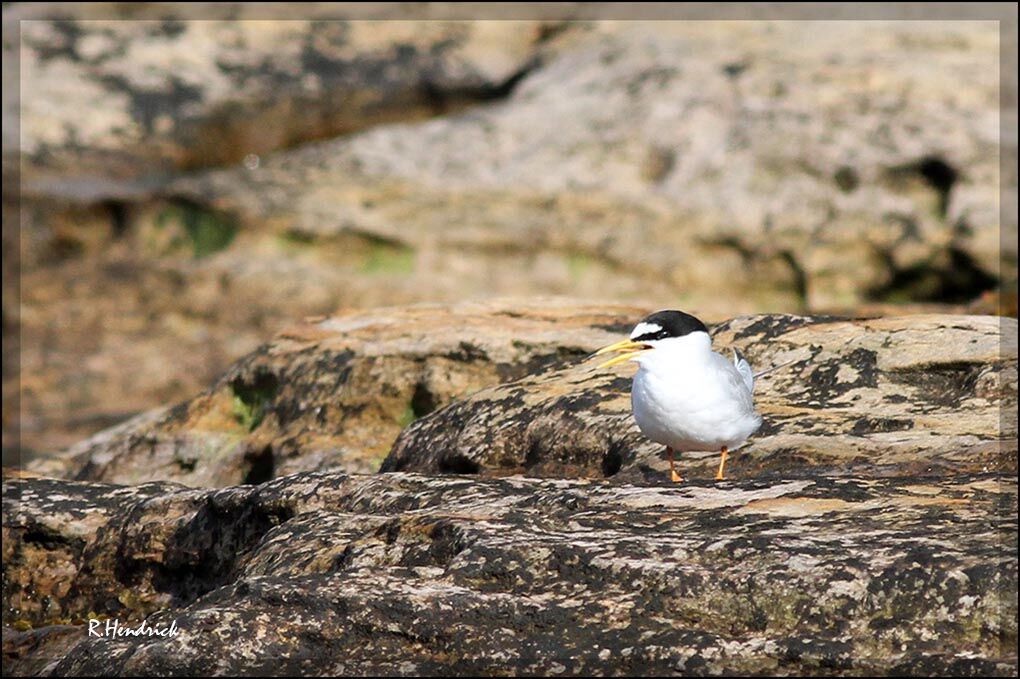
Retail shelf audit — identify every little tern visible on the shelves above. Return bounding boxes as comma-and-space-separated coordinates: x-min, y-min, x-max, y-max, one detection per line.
594, 310, 762, 482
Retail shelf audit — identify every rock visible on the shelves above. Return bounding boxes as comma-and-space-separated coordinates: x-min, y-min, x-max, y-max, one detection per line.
12, 216, 445, 458
384, 314, 1018, 481
1, 625, 82, 677
3, 471, 1016, 675
30, 309, 1016, 487
9, 19, 1012, 462
6, 10, 555, 459
27, 300, 646, 486
12, 10, 550, 196
5, 11, 548, 458
170, 20, 1008, 313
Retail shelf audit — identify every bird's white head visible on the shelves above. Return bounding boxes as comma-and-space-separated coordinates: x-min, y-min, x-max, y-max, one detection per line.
595, 310, 711, 368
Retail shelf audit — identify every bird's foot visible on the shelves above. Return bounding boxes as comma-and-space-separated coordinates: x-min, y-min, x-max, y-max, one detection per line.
715, 446, 729, 481
667, 446, 683, 483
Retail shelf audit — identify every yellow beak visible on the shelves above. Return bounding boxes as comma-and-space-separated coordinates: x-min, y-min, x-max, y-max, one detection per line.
593, 339, 650, 369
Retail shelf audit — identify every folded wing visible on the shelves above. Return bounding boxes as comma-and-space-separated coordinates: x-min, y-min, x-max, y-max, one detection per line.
732, 349, 754, 393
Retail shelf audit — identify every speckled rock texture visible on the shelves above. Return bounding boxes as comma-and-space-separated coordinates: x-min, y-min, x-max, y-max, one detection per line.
9, 17, 1012, 458
3, 471, 1016, 676
386, 313, 1017, 481
27, 300, 646, 485
29, 310, 1016, 488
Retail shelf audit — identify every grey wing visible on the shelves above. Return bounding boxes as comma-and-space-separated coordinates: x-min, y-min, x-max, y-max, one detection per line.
732, 349, 754, 394
709, 351, 756, 410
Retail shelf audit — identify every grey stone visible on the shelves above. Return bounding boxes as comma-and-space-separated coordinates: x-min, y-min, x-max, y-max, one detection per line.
384, 313, 1017, 481
10, 19, 1012, 460
12, 12, 548, 196
2, 470, 1016, 675
27, 300, 645, 485
169, 21, 1009, 312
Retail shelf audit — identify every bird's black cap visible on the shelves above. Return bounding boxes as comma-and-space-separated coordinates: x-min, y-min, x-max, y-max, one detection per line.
630, 310, 709, 342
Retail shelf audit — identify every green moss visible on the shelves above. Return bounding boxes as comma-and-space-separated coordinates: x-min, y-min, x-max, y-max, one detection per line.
155, 201, 238, 259
397, 405, 418, 429
275, 229, 318, 253
231, 394, 261, 431
566, 253, 592, 283
230, 372, 280, 432
281, 229, 317, 245
369, 450, 392, 473
274, 229, 415, 274
361, 241, 415, 275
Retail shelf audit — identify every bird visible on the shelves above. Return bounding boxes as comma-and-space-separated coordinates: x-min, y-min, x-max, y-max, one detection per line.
593, 310, 762, 482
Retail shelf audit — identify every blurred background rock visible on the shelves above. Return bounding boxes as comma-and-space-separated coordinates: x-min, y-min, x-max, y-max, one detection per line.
3, 4, 1016, 463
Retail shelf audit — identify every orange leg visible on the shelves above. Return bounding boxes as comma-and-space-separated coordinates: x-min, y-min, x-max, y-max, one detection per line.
715, 446, 729, 481
668, 446, 683, 483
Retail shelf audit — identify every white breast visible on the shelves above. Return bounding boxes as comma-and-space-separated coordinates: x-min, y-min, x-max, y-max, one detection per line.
630, 339, 762, 452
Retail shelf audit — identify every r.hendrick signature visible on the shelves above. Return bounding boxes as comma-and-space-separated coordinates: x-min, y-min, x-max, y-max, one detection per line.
88, 618, 179, 638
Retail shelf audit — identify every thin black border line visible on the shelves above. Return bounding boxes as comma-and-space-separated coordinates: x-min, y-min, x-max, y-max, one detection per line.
3, 3, 1017, 673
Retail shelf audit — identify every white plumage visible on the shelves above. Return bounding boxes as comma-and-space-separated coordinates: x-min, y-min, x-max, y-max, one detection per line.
630, 332, 761, 454
595, 310, 763, 482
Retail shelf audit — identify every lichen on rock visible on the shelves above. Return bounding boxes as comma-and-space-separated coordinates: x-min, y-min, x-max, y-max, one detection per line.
384, 314, 1017, 482
28, 300, 646, 486
3, 472, 1016, 676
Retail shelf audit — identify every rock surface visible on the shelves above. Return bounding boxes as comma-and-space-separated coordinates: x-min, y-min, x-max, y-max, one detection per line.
28, 309, 1017, 488
27, 300, 645, 485
6, 13, 551, 458
8, 17, 1012, 459
13, 12, 550, 194
385, 313, 1017, 481
170, 20, 1007, 312
5, 11, 1017, 676
3, 471, 1016, 676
